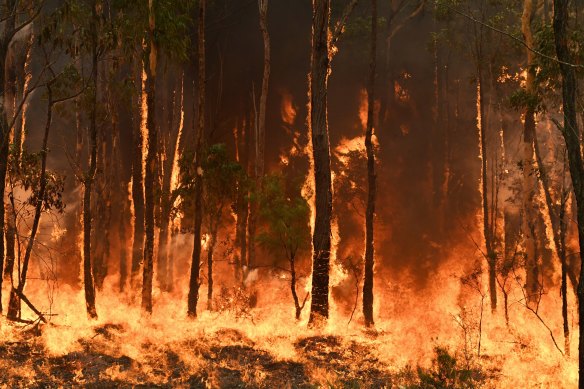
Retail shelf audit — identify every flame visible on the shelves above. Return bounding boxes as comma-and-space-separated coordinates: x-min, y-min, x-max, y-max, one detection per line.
140, 64, 148, 182
280, 91, 297, 125
358, 89, 367, 130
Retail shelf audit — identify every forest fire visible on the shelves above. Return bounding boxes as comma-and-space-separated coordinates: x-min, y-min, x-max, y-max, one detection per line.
0, 0, 583, 388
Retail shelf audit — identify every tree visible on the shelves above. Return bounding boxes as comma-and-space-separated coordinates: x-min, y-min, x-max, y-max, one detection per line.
552, 0, 584, 386
308, 0, 333, 325
258, 174, 310, 320
521, 0, 541, 306
82, 0, 100, 319
308, 0, 358, 325
0, 0, 44, 315
362, 0, 377, 328
202, 144, 244, 310
247, 0, 271, 278
141, 0, 158, 314
188, 0, 206, 318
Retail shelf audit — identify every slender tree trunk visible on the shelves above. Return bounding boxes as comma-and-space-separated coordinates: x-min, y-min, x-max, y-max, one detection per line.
308, 0, 333, 324
552, 1, 584, 386
83, 1, 99, 319
247, 0, 271, 276
363, 0, 377, 328
0, 0, 17, 315
477, 63, 496, 312
290, 253, 306, 320
131, 54, 146, 284
521, 0, 540, 305
6, 83, 53, 320
188, 0, 206, 317
142, 0, 158, 314
534, 126, 570, 354
207, 228, 217, 310
233, 120, 249, 283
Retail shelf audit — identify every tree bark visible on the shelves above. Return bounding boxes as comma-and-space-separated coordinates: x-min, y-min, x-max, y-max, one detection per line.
521, 0, 541, 305
0, 0, 18, 315
363, 0, 377, 328
552, 1, 584, 386
308, 0, 333, 325
142, 0, 158, 314
131, 53, 146, 284
83, 0, 99, 319
188, 0, 206, 317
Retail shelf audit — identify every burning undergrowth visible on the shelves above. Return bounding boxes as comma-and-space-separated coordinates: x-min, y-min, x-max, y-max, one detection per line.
0, 246, 576, 389
1, 316, 487, 388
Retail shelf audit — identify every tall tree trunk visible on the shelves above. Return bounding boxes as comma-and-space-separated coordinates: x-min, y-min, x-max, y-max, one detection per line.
534, 131, 570, 354
308, 0, 333, 324
247, 0, 271, 276
83, 1, 99, 319
0, 0, 17, 315
188, 0, 206, 317
521, 0, 540, 305
6, 83, 53, 320
477, 64, 496, 311
131, 54, 146, 284
552, 2, 584, 386
363, 0, 377, 328
233, 119, 249, 283
142, 0, 158, 314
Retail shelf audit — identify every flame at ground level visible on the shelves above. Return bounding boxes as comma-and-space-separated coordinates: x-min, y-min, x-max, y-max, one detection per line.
0, 242, 576, 388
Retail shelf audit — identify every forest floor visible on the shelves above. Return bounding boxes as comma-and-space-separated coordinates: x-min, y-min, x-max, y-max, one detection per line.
0, 321, 401, 388
0, 318, 498, 388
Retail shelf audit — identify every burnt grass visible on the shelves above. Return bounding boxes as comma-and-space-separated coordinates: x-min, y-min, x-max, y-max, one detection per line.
0, 323, 396, 388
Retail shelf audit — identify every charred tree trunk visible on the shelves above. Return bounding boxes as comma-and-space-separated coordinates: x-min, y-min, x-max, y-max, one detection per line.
188, 0, 206, 317
308, 0, 333, 325
83, 3, 99, 319
142, 0, 158, 314
363, 0, 377, 328
131, 54, 146, 284
553, 2, 584, 384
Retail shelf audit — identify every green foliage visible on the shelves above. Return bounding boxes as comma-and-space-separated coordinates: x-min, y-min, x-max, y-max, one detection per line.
8, 148, 66, 214
175, 144, 246, 232
257, 174, 310, 262
415, 347, 486, 389
509, 88, 542, 112
203, 143, 245, 219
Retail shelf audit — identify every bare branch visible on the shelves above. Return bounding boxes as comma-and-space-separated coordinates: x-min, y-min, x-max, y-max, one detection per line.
330, 0, 359, 51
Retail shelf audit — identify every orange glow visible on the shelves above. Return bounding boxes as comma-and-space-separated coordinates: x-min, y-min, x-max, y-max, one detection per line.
280, 91, 297, 125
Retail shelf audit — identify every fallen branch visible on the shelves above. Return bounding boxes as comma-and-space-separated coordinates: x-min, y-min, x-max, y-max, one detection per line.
11, 289, 48, 324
